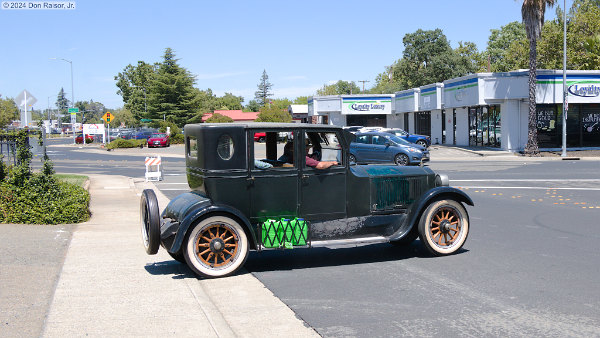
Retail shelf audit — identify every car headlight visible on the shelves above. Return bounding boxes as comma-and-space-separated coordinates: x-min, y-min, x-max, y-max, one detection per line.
407, 147, 420, 153
435, 174, 449, 187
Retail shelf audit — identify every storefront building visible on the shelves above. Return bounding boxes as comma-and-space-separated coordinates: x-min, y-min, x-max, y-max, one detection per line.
309, 70, 600, 152
308, 94, 393, 127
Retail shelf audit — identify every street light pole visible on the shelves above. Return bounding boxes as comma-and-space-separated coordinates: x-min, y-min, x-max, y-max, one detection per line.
561, 0, 568, 157
50, 57, 75, 144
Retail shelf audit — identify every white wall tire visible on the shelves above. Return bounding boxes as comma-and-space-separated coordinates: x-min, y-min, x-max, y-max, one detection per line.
184, 216, 249, 278
418, 200, 469, 256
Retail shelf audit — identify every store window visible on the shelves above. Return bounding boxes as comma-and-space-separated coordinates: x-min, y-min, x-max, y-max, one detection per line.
582, 104, 600, 147
414, 112, 431, 136
537, 105, 558, 148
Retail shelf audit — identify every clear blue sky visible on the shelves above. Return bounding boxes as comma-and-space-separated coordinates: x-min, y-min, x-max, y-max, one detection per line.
0, 0, 570, 111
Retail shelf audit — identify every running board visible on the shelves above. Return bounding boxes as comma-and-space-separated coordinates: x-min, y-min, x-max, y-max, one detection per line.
310, 236, 389, 247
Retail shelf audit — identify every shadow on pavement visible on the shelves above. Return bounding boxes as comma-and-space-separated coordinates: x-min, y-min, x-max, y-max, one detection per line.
244, 241, 469, 273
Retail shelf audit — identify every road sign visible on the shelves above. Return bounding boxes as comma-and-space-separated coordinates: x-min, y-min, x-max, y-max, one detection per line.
70, 113, 76, 124
68, 108, 79, 113
141, 119, 152, 122
15, 89, 37, 109
102, 112, 112, 123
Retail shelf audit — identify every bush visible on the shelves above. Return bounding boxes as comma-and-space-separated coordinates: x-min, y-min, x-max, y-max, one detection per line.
0, 174, 90, 224
0, 130, 90, 224
171, 133, 184, 144
107, 138, 147, 149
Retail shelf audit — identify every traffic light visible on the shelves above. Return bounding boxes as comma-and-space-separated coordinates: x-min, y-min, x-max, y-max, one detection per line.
106, 112, 111, 122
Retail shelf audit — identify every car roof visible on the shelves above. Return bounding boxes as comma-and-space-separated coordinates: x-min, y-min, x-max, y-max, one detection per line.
196, 122, 343, 130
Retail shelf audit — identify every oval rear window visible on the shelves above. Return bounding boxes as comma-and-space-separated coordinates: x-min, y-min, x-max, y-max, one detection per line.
217, 134, 234, 160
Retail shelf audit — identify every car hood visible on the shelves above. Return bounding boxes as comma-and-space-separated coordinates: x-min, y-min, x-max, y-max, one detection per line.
148, 137, 166, 141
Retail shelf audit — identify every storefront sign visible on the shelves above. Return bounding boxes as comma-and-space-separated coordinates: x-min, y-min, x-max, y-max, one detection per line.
568, 84, 600, 97
342, 97, 392, 114
454, 86, 470, 101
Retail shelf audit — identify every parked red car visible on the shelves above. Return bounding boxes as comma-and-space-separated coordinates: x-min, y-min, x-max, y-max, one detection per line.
148, 133, 170, 148
254, 132, 266, 142
75, 133, 94, 144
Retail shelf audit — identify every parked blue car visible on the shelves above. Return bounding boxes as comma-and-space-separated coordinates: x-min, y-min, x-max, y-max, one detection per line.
380, 128, 431, 148
131, 130, 153, 140
349, 132, 430, 166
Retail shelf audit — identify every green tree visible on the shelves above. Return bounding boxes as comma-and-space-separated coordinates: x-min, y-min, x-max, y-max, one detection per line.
316, 80, 361, 95
205, 113, 234, 123
254, 70, 274, 106
485, 21, 528, 72
147, 48, 200, 127
216, 92, 244, 110
583, 34, 600, 69
110, 107, 138, 128
0, 95, 19, 128
56, 88, 70, 123
293, 96, 310, 105
270, 98, 293, 110
393, 29, 478, 90
521, 0, 556, 156
114, 61, 156, 121
245, 99, 260, 112
255, 106, 292, 123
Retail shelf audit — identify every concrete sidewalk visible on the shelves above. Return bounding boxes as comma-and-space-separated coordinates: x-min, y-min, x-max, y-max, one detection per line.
42, 175, 319, 338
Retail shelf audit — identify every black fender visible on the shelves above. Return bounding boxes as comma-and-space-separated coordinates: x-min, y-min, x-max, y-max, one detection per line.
388, 187, 473, 242
168, 203, 256, 254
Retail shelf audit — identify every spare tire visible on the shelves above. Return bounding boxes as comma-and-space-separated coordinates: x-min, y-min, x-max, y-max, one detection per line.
140, 189, 161, 255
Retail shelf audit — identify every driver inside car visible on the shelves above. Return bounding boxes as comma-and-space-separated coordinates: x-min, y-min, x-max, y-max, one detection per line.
278, 139, 338, 169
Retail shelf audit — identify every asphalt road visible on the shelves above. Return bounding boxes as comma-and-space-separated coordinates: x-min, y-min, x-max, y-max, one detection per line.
30, 138, 600, 337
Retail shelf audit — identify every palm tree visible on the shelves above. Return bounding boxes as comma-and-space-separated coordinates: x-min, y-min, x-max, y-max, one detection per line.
521, 0, 556, 156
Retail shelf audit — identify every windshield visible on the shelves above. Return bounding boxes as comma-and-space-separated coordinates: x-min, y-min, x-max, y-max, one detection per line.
387, 129, 408, 136
151, 133, 166, 138
387, 134, 413, 146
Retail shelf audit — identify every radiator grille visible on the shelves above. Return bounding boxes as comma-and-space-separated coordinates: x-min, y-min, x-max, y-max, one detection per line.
373, 177, 423, 211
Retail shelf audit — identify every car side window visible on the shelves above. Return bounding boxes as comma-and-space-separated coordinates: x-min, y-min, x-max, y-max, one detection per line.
304, 131, 343, 168
355, 135, 368, 144
372, 136, 387, 145
251, 131, 295, 170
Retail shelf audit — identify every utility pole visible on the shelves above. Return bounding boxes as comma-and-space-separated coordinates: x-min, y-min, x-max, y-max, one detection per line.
384, 66, 393, 84
358, 80, 370, 94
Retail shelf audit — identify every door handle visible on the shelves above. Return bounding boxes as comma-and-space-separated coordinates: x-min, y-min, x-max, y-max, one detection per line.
302, 175, 308, 179
247, 177, 255, 181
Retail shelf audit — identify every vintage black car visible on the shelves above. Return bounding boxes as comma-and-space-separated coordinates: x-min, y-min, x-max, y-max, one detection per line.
141, 123, 473, 278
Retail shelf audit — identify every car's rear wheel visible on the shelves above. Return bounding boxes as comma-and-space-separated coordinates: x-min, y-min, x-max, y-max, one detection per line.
418, 200, 469, 256
348, 154, 357, 163
394, 153, 409, 166
258, 137, 265, 143
416, 140, 427, 148
184, 216, 249, 278
140, 189, 161, 255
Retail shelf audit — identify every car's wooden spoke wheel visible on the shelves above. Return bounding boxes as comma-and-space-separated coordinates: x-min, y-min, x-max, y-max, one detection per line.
418, 200, 469, 256
184, 216, 249, 278
429, 207, 461, 247
194, 223, 239, 268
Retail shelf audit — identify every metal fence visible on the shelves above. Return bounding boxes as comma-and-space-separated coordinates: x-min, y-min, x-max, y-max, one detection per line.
0, 134, 21, 166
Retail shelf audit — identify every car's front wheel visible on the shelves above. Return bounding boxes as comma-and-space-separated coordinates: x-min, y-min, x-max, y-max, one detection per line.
394, 153, 409, 166
184, 216, 249, 278
418, 200, 469, 256
416, 140, 427, 148
258, 137, 265, 143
